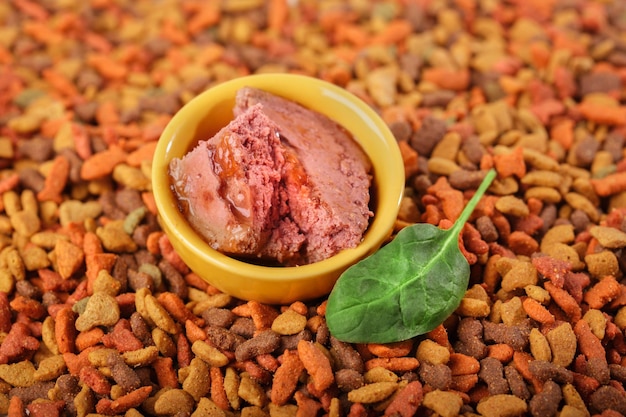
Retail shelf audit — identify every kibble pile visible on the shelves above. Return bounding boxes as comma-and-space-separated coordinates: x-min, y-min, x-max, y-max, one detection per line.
1, 0, 626, 416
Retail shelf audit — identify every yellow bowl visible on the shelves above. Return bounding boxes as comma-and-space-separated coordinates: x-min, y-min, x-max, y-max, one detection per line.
152, 73, 404, 304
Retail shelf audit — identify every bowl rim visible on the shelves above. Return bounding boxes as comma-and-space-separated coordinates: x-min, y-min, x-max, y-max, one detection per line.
152, 73, 405, 282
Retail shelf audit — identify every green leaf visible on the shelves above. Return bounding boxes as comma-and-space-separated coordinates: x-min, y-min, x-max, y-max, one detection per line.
326, 169, 497, 343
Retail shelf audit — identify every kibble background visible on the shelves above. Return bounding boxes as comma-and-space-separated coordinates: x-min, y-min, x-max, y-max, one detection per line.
1, 0, 626, 416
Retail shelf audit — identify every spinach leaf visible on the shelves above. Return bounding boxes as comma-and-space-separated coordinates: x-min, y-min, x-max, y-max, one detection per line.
326, 169, 497, 343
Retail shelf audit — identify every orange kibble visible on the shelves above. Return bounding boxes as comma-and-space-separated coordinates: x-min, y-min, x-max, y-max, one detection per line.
422, 68, 471, 91
584, 275, 622, 309
591, 172, 626, 197
574, 319, 606, 360
75, 327, 105, 351
398, 140, 419, 179
54, 306, 77, 354
268, 0, 289, 31
210, 367, 230, 411
550, 118, 574, 150
80, 145, 128, 181
522, 297, 555, 324
448, 353, 480, 376
371, 19, 413, 44
493, 146, 526, 179
126, 141, 158, 167
578, 102, 626, 126
187, 4, 220, 35
364, 357, 420, 372
37, 155, 70, 203
297, 340, 334, 392
367, 339, 414, 358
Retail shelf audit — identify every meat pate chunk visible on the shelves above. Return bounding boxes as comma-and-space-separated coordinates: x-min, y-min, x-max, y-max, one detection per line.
169, 104, 285, 255
170, 88, 373, 265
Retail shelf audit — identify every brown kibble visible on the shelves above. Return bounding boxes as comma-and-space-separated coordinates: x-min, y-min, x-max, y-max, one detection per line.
108, 351, 141, 392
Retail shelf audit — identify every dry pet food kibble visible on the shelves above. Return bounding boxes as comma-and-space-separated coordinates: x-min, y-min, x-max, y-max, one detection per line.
1, 0, 626, 416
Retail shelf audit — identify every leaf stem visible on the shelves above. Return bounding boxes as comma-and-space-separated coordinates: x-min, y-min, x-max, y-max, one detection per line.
451, 168, 497, 235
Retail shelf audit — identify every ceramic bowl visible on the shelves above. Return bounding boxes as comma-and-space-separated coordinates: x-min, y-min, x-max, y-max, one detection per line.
152, 73, 404, 304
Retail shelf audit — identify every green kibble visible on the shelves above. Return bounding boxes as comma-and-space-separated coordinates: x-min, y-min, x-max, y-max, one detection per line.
13, 89, 45, 109
139, 263, 162, 289
123, 206, 147, 235
72, 296, 90, 315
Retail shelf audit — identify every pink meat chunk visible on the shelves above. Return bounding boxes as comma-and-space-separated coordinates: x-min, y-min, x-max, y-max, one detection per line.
170, 88, 373, 265
235, 87, 373, 264
169, 104, 291, 256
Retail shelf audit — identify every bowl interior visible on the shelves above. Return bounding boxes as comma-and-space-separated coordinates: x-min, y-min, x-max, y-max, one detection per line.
152, 74, 404, 300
